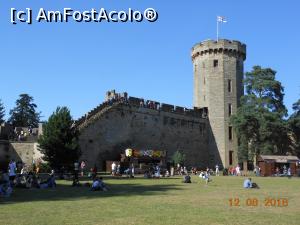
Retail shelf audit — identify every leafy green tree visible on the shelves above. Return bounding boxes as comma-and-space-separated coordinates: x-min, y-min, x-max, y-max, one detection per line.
231, 66, 289, 162
172, 150, 186, 166
289, 99, 300, 157
8, 94, 41, 127
0, 99, 5, 124
38, 107, 81, 170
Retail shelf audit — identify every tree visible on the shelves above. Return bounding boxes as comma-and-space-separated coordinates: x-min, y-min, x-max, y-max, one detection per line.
289, 99, 300, 157
172, 150, 186, 166
38, 107, 81, 170
231, 66, 289, 162
0, 99, 5, 124
8, 94, 41, 127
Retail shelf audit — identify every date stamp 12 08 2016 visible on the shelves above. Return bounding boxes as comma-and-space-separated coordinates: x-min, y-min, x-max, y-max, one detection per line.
229, 198, 288, 207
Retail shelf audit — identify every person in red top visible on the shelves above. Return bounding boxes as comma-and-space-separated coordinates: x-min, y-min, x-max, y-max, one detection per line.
92, 165, 97, 179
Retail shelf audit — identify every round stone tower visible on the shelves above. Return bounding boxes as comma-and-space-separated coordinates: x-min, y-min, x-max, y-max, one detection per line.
191, 39, 246, 168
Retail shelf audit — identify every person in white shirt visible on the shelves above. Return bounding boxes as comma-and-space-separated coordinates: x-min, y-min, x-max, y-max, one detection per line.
199, 171, 205, 179
215, 165, 219, 176
131, 164, 135, 178
111, 162, 116, 175
236, 165, 241, 176
20, 166, 26, 175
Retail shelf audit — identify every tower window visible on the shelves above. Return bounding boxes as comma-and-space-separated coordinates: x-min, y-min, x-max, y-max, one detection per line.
213, 59, 218, 67
236, 60, 240, 70
204, 95, 206, 101
229, 151, 233, 165
202, 62, 205, 68
229, 126, 233, 140
228, 79, 232, 92
228, 103, 232, 116
203, 77, 206, 85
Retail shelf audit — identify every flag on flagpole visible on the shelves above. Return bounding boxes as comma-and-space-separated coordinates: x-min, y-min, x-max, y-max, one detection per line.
217, 16, 227, 23
216, 16, 227, 40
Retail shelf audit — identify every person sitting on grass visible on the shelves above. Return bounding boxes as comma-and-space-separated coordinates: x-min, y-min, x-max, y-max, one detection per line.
0, 182, 12, 197
25, 172, 34, 188
144, 171, 151, 179
0, 171, 12, 197
199, 171, 204, 179
91, 177, 107, 191
183, 173, 191, 183
15, 174, 26, 188
39, 170, 57, 189
243, 178, 259, 189
25, 172, 41, 189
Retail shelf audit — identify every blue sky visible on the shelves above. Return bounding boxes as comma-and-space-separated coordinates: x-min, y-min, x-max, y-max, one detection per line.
0, 0, 299, 120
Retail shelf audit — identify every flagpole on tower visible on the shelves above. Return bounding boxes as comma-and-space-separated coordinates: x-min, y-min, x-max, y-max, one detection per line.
216, 16, 227, 42
217, 17, 219, 41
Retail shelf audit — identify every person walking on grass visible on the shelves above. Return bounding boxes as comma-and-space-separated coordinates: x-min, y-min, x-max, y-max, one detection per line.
215, 164, 219, 176
204, 171, 211, 184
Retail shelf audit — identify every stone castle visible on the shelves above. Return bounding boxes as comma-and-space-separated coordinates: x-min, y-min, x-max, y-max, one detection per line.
0, 39, 246, 170
76, 39, 246, 169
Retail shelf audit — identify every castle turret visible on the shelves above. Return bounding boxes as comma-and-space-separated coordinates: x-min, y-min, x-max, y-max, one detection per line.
191, 39, 246, 168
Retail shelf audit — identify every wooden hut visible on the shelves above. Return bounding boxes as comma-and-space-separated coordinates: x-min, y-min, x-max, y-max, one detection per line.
258, 155, 299, 176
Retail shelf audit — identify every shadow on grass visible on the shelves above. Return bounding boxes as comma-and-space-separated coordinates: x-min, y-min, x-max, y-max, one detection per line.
0, 180, 183, 205
78, 176, 182, 181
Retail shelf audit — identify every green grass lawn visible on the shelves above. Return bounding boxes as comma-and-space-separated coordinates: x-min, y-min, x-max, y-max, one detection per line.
1, 175, 300, 225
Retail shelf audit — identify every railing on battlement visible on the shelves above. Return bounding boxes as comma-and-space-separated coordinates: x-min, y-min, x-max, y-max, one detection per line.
75, 93, 208, 130
127, 97, 208, 118
0, 123, 41, 142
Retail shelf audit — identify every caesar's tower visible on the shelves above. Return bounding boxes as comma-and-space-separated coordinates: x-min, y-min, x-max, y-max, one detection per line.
191, 39, 246, 168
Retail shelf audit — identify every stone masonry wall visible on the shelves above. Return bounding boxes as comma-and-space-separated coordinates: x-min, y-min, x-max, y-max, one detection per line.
9, 142, 41, 165
192, 39, 246, 168
0, 141, 42, 167
79, 104, 209, 170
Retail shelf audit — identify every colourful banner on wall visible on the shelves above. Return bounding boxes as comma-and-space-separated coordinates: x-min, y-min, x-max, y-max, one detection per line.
125, 149, 166, 158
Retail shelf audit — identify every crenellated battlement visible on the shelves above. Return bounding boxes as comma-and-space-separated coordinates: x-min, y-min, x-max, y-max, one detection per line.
191, 39, 246, 61
75, 91, 208, 130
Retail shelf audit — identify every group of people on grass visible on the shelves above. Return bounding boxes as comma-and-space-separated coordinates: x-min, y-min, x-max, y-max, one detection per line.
180, 165, 262, 188
181, 167, 212, 184
111, 162, 170, 179
274, 165, 292, 177
182, 171, 260, 188
144, 165, 168, 178
0, 159, 57, 197
9, 158, 295, 197
227, 165, 242, 176
72, 161, 108, 191
111, 161, 136, 178
0, 159, 111, 198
